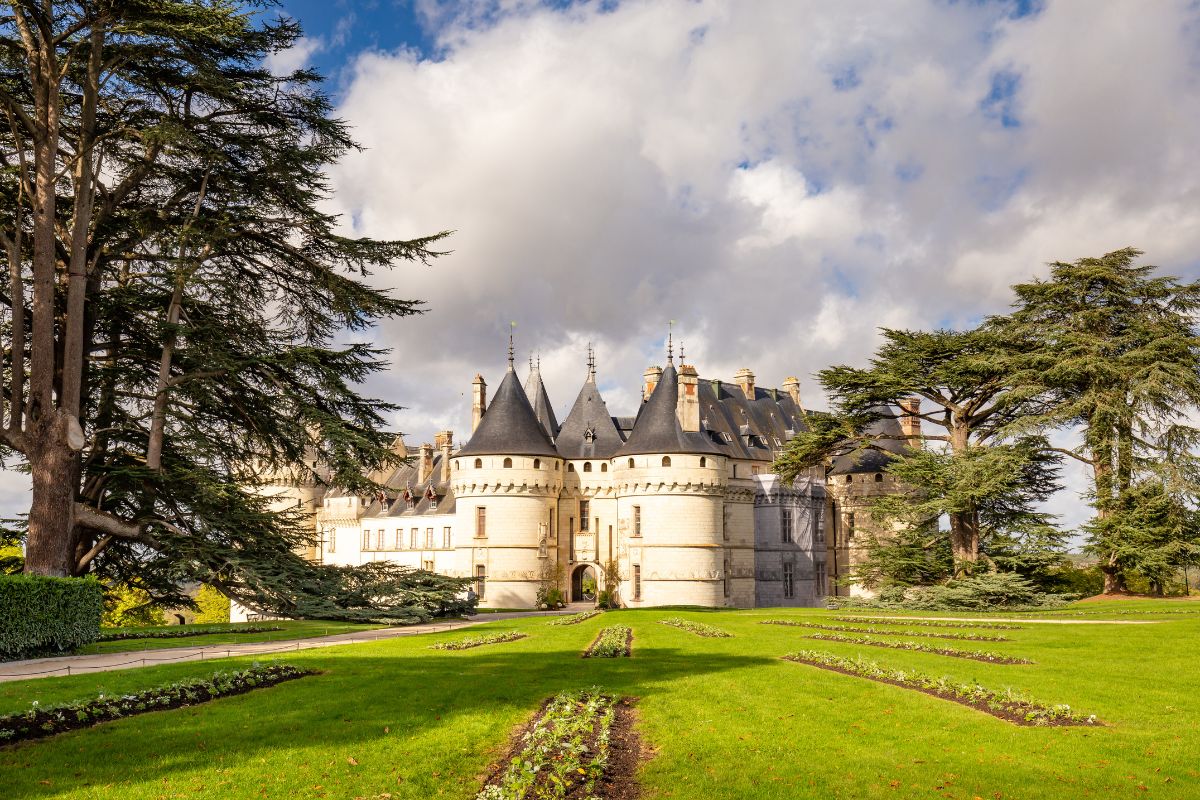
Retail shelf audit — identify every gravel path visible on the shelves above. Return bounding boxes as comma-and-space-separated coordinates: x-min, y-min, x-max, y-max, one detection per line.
0, 610, 573, 683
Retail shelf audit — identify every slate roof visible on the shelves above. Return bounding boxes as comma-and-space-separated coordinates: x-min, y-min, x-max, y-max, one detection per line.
828, 410, 909, 475
555, 371, 625, 460
617, 364, 722, 456
456, 367, 559, 457
694, 378, 809, 462
524, 365, 559, 439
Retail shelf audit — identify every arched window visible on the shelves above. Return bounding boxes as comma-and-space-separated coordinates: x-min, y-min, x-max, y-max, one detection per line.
662, 456, 672, 467
474, 458, 482, 469
874, 472, 884, 483
732, 464, 738, 478
627, 458, 635, 468
845, 474, 852, 483
503, 457, 513, 468
700, 457, 707, 468
568, 463, 576, 472
533, 459, 541, 469
601, 463, 608, 473
454, 461, 459, 471
583, 462, 592, 472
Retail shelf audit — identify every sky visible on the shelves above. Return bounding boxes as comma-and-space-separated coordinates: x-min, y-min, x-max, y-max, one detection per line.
4, 0, 1200, 536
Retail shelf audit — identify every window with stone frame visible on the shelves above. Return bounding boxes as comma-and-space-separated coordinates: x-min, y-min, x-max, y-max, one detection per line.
633, 505, 642, 537
327, 528, 335, 553
410, 527, 419, 549
475, 564, 486, 600
632, 564, 642, 600
423, 559, 434, 572
815, 564, 826, 596
782, 562, 795, 599
362, 530, 371, 551
395, 529, 403, 549
443, 527, 451, 549
579, 500, 590, 531
475, 506, 486, 538
781, 508, 793, 543
425, 527, 434, 548
376, 529, 385, 550
723, 553, 731, 597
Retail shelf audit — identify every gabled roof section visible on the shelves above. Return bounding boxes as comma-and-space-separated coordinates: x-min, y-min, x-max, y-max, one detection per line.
457, 368, 559, 457
556, 372, 625, 460
523, 363, 559, 439
617, 364, 721, 456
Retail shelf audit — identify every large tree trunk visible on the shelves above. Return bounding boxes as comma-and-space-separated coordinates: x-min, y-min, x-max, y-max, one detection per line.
24, 422, 80, 577
1101, 567, 1125, 594
947, 422, 978, 575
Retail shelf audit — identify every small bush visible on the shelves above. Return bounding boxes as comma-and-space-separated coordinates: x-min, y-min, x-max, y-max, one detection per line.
830, 572, 1077, 611
0, 574, 103, 661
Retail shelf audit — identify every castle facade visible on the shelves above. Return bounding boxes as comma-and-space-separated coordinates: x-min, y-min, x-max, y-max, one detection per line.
309, 347, 833, 609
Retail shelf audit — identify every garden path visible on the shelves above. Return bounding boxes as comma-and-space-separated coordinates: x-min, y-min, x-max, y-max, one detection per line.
0, 609, 575, 683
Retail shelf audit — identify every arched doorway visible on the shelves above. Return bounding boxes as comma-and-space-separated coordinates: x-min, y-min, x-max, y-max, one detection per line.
571, 564, 598, 602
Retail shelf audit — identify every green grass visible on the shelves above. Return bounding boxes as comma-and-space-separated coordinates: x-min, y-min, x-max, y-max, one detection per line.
77, 620, 384, 654
2, 600, 1199, 799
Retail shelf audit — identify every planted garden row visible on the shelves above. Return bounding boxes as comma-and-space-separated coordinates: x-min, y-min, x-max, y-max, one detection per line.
476, 687, 638, 799
805, 633, 1033, 664
831, 616, 1023, 631
430, 632, 527, 650
658, 618, 731, 638
96, 625, 284, 642
0, 663, 313, 746
782, 650, 1097, 726
585, 625, 633, 658
548, 610, 602, 626
761, 620, 1008, 642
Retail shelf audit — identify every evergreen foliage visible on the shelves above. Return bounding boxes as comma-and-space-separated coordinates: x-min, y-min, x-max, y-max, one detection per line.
0, 574, 102, 659
100, 581, 165, 628
193, 584, 230, 624
0, 3, 464, 619
998, 248, 1200, 592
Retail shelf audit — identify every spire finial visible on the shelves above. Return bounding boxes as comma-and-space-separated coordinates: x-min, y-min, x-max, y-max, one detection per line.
528, 354, 533, 373
679, 339, 685, 363
667, 320, 675, 364
587, 342, 596, 381
536, 351, 541, 370
507, 321, 516, 370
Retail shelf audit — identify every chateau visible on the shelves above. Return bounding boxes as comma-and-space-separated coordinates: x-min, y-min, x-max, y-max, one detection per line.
249, 342, 917, 611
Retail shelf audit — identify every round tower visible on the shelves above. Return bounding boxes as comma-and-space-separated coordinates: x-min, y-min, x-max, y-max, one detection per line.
613, 362, 727, 607
453, 358, 562, 608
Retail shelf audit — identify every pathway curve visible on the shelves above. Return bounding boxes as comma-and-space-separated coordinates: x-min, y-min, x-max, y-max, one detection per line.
0, 610, 573, 683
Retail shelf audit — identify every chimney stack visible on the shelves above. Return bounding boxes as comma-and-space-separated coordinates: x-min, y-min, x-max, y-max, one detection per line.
734, 368, 756, 401
471, 374, 487, 432
643, 365, 663, 402
418, 443, 434, 485
677, 364, 700, 431
435, 430, 453, 483
782, 376, 802, 409
899, 397, 922, 442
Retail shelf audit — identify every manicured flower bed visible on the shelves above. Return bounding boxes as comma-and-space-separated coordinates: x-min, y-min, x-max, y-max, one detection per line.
584, 625, 633, 658
96, 625, 284, 642
804, 633, 1033, 664
658, 617, 732, 638
0, 663, 313, 746
831, 616, 1022, 631
430, 632, 527, 650
547, 610, 602, 626
476, 687, 638, 799
760, 620, 1008, 642
781, 650, 1097, 726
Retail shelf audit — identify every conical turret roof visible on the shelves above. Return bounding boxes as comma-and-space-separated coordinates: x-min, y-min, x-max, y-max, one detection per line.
556, 370, 624, 460
458, 368, 559, 457
524, 363, 559, 439
617, 363, 721, 456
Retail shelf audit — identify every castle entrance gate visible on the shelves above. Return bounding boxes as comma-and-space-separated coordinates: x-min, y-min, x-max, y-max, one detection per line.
571, 564, 597, 602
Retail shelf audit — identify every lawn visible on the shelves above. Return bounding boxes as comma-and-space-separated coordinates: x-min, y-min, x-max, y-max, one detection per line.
77, 620, 385, 655
2, 599, 1199, 799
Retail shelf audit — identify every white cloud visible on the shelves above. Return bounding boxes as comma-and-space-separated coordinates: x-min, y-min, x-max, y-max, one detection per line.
264, 35, 326, 76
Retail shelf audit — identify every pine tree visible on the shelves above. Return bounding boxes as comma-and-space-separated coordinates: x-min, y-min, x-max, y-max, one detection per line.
0, 2, 469, 616
998, 248, 1200, 592
775, 327, 1058, 575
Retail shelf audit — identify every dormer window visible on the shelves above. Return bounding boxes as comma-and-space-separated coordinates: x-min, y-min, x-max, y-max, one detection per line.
474, 458, 482, 469
584, 427, 595, 443
583, 462, 592, 472
503, 457, 513, 468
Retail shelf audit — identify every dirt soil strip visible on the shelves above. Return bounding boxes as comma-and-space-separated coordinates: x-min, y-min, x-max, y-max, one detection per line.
477, 696, 644, 800
783, 657, 1095, 727
865, 616, 1159, 625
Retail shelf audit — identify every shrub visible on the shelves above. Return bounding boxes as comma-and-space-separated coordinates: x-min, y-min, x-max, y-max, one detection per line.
584, 625, 632, 658
194, 584, 231, 624
0, 574, 103, 661
100, 581, 165, 628
658, 617, 732, 638
830, 572, 1077, 611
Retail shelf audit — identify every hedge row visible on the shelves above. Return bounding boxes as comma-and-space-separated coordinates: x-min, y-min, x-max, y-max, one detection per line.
0, 574, 104, 661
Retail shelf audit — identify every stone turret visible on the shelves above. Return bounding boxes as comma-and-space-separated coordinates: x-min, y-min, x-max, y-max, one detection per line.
899, 397, 922, 441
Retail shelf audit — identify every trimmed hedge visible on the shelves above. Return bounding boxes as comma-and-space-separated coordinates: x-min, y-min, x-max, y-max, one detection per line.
0, 574, 104, 661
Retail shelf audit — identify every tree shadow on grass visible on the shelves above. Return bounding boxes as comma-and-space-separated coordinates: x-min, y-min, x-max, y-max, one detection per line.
1, 646, 776, 799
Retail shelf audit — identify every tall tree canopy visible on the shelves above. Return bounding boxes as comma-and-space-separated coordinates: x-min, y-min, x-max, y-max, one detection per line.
997, 248, 1200, 592
775, 327, 1059, 575
0, 1, 466, 616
